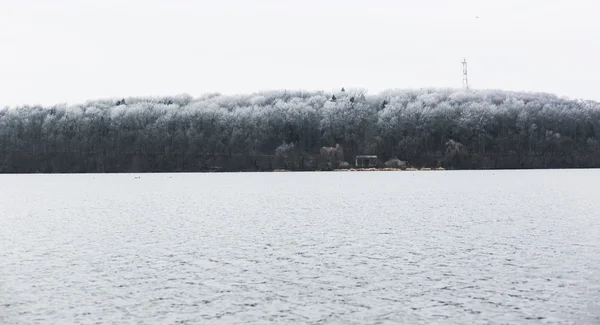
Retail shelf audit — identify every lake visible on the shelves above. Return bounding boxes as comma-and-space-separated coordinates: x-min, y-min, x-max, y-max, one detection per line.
1, 170, 599, 324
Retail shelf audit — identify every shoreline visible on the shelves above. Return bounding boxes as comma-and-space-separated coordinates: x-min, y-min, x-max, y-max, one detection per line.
273, 167, 446, 172
5, 167, 600, 175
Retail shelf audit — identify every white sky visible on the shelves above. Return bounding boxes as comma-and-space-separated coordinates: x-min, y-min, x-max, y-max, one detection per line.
1, 0, 599, 107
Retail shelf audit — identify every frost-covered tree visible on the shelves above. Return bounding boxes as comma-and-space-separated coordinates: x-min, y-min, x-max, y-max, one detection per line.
0, 89, 599, 172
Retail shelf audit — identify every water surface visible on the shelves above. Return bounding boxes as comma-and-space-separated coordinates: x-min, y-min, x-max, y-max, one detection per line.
1, 170, 599, 324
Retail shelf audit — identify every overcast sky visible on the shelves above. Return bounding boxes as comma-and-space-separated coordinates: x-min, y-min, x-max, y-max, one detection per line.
1, 0, 599, 107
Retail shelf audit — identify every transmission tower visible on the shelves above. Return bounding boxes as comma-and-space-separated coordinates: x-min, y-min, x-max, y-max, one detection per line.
462, 58, 469, 90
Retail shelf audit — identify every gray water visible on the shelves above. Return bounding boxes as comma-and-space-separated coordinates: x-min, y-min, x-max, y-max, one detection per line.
1, 170, 599, 325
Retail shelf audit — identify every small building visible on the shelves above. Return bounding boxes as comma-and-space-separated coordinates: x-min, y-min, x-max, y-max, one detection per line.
355, 155, 378, 168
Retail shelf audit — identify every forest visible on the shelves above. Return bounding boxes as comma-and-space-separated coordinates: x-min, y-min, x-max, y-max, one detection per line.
1, 88, 600, 173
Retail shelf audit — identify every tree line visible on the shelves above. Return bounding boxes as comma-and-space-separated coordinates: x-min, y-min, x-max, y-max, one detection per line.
1, 88, 600, 173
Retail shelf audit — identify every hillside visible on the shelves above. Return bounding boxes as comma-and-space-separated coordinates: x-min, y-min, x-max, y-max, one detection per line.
1, 88, 600, 173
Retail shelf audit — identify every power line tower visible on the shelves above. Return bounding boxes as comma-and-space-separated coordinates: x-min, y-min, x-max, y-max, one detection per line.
462, 58, 469, 90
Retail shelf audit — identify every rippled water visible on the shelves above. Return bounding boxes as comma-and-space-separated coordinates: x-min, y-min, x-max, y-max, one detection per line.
1, 170, 599, 324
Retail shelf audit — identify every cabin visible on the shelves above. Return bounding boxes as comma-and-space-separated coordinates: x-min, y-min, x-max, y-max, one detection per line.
355, 155, 378, 168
